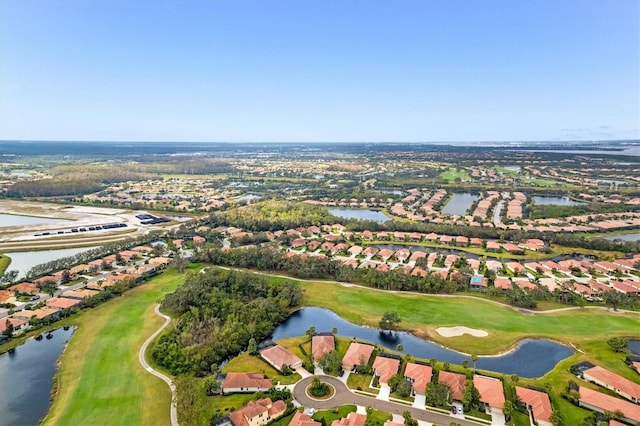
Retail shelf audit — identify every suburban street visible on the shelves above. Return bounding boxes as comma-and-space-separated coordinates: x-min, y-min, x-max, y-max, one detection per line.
291, 376, 485, 426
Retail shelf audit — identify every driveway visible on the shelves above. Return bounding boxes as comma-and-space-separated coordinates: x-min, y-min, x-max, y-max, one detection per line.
412, 393, 426, 409
292, 376, 484, 426
377, 384, 391, 401
490, 407, 506, 426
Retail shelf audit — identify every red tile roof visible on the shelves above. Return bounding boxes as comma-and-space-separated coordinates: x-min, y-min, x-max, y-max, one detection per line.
260, 345, 302, 371
312, 335, 335, 361
372, 356, 400, 384
342, 342, 374, 369
46, 297, 81, 309
516, 386, 553, 423
583, 366, 640, 401
578, 386, 640, 423
473, 375, 505, 409
404, 362, 432, 394
289, 411, 322, 426
331, 412, 366, 426
222, 372, 272, 391
438, 371, 466, 401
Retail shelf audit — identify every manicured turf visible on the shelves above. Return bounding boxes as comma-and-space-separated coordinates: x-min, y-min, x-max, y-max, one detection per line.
43, 268, 188, 426
300, 280, 640, 356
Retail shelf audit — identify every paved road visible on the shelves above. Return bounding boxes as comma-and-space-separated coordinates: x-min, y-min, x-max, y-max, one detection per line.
139, 304, 179, 426
292, 376, 482, 426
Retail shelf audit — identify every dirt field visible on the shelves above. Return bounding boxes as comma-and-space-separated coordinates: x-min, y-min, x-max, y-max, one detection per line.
0, 200, 184, 251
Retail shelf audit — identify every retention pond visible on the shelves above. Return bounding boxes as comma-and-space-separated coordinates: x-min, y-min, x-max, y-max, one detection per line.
271, 307, 573, 378
0, 327, 76, 426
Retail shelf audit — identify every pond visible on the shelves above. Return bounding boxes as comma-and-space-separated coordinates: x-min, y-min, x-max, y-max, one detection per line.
628, 339, 640, 356
271, 307, 573, 378
0, 213, 67, 227
5, 247, 100, 279
442, 193, 479, 216
0, 327, 76, 426
329, 209, 389, 223
532, 196, 583, 206
603, 233, 640, 242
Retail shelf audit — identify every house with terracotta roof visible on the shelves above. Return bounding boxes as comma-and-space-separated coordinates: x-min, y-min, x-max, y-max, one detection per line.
505, 262, 523, 275
515, 386, 553, 426
411, 267, 428, 277
342, 342, 374, 370
331, 412, 367, 426
378, 249, 394, 261
372, 355, 400, 384
0, 317, 29, 334
485, 242, 501, 252
0, 290, 14, 303
8, 282, 39, 294
578, 386, 640, 424
61, 288, 100, 300
582, 366, 640, 403
222, 372, 273, 394
502, 243, 524, 255
46, 297, 81, 310
32, 276, 59, 286
404, 362, 432, 395
469, 237, 483, 247
70, 264, 90, 275
409, 251, 426, 262
470, 275, 488, 291
228, 398, 287, 426
312, 335, 335, 362
260, 345, 302, 372
289, 412, 321, 426
395, 248, 411, 263
376, 263, 390, 273
473, 375, 505, 411
15, 306, 61, 322
291, 238, 307, 248
438, 371, 466, 402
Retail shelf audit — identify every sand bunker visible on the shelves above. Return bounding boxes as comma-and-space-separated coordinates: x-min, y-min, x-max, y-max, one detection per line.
436, 326, 489, 338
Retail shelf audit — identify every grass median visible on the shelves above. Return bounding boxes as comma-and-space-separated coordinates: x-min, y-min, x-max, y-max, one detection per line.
43, 268, 189, 426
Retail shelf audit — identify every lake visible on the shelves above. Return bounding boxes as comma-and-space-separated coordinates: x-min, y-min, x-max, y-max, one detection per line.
532, 196, 583, 206
0, 213, 67, 227
442, 193, 479, 216
0, 327, 75, 426
271, 307, 573, 378
329, 209, 389, 223
5, 247, 99, 279
604, 233, 640, 242
628, 339, 640, 356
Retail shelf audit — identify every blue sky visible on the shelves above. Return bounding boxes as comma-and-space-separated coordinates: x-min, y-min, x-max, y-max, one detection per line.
1, 0, 638, 143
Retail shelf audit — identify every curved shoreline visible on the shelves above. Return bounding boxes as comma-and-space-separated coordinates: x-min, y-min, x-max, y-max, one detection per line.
286, 305, 573, 362
138, 304, 178, 426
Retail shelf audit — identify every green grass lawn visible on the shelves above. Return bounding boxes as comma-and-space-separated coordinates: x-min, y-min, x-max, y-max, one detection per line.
439, 168, 471, 182
300, 280, 640, 356
347, 373, 377, 394
42, 268, 189, 426
222, 346, 302, 386
312, 405, 357, 424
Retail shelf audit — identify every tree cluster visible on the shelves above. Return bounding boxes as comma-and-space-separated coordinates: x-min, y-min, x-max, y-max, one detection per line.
152, 269, 301, 376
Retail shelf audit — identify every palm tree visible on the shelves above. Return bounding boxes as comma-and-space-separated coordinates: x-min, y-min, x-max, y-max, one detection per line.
471, 354, 478, 372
